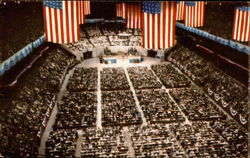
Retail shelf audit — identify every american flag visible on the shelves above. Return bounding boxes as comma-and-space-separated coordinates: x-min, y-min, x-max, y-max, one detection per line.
78, 1, 85, 24
232, 7, 250, 42
142, 1, 176, 49
125, 3, 141, 29
184, 1, 205, 27
43, 1, 80, 43
116, 3, 126, 18
83, 1, 91, 15
176, 1, 185, 21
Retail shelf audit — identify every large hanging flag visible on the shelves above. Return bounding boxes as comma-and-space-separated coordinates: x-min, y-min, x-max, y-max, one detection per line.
43, 1, 80, 43
78, 1, 86, 24
116, 2, 126, 18
184, 1, 205, 27
176, 1, 185, 21
83, 1, 91, 15
142, 1, 176, 49
232, 7, 250, 42
125, 3, 141, 29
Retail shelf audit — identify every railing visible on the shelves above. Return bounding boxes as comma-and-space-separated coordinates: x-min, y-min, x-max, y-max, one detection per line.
176, 22, 250, 55
0, 35, 45, 76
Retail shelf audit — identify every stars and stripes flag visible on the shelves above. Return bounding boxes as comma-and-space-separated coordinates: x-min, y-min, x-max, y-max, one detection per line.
125, 3, 141, 29
184, 1, 205, 27
43, 1, 80, 43
116, 3, 126, 18
78, 1, 86, 24
142, 1, 176, 49
232, 7, 250, 42
83, 1, 91, 15
176, 1, 185, 21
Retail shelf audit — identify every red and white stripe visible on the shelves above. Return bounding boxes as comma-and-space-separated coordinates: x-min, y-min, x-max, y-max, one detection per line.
184, 1, 205, 27
43, 1, 80, 44
176, 1, 185, 21
78, 1, 85, 24
84, 1, 90, 15
232, 8, 250, 42
125, 3, 141, 29
142, 1, 176, 49
116, 3, 126, 18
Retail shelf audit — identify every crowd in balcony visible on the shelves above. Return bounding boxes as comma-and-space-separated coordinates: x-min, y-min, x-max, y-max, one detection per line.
89, 36, 110, 48
67, 67, 98, 92
84, 26, 103, 37
0, 49, 73, 156
65, 33, 93, 53
101, 67, 130, 90
168, 45, 248, 123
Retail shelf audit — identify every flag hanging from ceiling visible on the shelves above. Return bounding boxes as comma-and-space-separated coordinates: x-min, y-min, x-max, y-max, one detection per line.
78, 1, 86, 24
125, 3, 141, 29
142, 1, 176, 49
184, 1, 205, 27
116, 3, 126, 18
232, 7, 250, 42
83, 1, 91, 15
176, 1, 185, 21
43, 1, 80, 43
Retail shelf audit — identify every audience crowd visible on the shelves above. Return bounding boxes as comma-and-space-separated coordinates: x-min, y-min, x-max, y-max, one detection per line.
129, 124, 186, 157
109, 35, 129, 46
170, 121, 246, 158
84, 26, 103, 37
1, 20, 248, 157
102, 90, 142, 126
136, 89, 185, 123
127, 66, 162, 89
170, 87, 226, 121
64, 26, 142, 54
210, 119, 248, 157
89, 36, 110, 48
46, 129, 78, 157
67, 67, 98, 92
128, 35, 142, 46
101, 67, 130, 90
55, 92, 97, 129
81, 127, 128, 157
0, 48, 73, 156
151, 64, 190, 88
168, 45, 247, 123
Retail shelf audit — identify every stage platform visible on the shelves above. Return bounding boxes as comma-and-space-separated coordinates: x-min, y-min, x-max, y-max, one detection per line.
100, 51, 143, 64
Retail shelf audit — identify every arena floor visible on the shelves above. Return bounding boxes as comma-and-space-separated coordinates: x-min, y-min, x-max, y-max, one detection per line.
38, 56, 243, 157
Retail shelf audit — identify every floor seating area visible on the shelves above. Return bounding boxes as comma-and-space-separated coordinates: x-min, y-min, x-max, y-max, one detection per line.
151, 64, 190, 88
101, 67, 130, 90
55, 92, 97, 129
136, 89, 185, 123
127, 66, 162, 89
67, 67, 98, 92
102, 90, 141, 126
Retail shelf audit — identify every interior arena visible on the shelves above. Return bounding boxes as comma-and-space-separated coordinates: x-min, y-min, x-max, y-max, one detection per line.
0, 1, 249, 157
